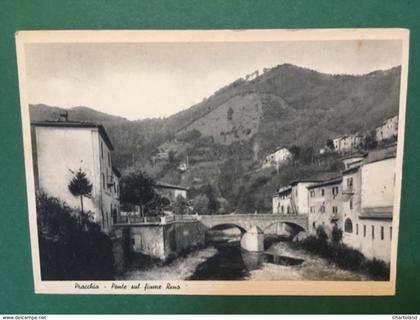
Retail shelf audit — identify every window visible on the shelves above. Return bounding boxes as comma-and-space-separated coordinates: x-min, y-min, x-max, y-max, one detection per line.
101, 141, 104, 159
390, 226, 392, 240
347, 177, 353, 187
310, 206, 315, 213
102, 173, 105, 188
281, 206, 284, 213
356, 224, 359, 235
108, 152, 111, 167
320, 206, 325, 213
332, 206, 338, 214
332, 186, 339, 196
363, 224, 366, 237
372, 225, 375, 240
321, 189, 325, 196
350, 199, 353, 210
344, 218, 353, 233
312, 222, 316, 229
310, 191, 315, 197
381, 226, 384, 240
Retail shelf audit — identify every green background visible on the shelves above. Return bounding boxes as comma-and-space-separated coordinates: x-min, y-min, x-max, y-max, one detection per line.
0, 0, 419, 314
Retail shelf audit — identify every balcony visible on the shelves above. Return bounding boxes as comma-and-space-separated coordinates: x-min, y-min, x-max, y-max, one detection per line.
342, 186, 354, 195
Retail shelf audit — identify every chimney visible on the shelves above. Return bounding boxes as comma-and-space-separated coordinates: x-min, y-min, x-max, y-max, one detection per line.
59, 110, 69, 122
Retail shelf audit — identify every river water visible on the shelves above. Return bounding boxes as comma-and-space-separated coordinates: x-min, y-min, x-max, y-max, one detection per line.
122, 229, 368, 281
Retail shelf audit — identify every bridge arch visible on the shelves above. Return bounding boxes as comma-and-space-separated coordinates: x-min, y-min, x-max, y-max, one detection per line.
207, 223, 247, 234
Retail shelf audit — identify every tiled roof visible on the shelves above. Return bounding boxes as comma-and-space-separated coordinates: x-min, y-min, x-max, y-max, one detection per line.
359, 207, 393, 220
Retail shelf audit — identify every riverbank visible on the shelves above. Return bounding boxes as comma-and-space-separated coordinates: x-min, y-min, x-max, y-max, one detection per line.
247, 241, 368, 281
120, 247, 217, 280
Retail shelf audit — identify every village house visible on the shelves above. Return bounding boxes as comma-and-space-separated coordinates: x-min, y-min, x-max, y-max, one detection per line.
31, 117, 120, 233
307, 177, 342, 238
263, 146, 293, 168
342, 151, 396, 263
155, 182, 187, 211
375, 115, 398, 142
332, 134, 364, 154
273, 179, 321, 215
272, 185, 292, 214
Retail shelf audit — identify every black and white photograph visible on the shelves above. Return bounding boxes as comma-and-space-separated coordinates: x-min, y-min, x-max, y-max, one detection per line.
16, 29, 409, 295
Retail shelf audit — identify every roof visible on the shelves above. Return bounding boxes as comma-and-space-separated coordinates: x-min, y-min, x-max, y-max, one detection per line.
342, 165, 361, 175
278, 185, 292, 194
359, 207, 393, 220
290, 179, 323, 186
112, 166, 121, 178
307, 177, 342, 189
267, 146, 290, 156
31, 120, 114, 151
375, 114, 398, 128
340, 153, 367, 161
155, 182, 187, 191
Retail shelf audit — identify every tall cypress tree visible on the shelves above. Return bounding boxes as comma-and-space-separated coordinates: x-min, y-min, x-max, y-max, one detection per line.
68, 169, 93, 223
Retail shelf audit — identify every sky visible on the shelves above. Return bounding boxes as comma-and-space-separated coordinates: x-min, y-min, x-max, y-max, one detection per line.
24, 40, 402, 120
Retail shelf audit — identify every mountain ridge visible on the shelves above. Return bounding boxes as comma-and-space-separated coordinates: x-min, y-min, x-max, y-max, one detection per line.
29, 63, 401, 173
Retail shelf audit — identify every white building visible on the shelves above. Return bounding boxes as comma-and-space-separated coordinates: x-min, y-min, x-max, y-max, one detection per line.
332, 134, 364, 154
263, 147, 293, 168
342, 155, 396, 263
155, 182, 187, 210
273, 179, 320, 215
375, 115, 398, 142
31, 120, 120, 233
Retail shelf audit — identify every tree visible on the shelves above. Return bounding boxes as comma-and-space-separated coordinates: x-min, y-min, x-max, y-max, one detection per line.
326, 139, 335, 151
68, 169, 93, 223
315, 225, 328, 242
192, 194, 209, 214
218, 158, 244, 200
200, 184, 220, 214
331, 224, 343, 244
289, 145, 301, 159
173, 195, 189, 215
120, 171, 158, 216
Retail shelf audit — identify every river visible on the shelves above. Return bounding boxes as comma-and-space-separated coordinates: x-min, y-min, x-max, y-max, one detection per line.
121, 229, 368, 281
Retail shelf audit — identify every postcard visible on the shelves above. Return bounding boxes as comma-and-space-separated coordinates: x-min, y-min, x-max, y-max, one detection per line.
15, 29, 409, 295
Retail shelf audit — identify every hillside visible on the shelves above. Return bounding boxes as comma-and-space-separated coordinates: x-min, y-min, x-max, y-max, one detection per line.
29, 63, 401, 212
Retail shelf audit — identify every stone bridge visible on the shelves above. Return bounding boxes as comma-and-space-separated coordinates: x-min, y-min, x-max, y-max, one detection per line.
197, 213, 308, 252
196, 213, 308, 234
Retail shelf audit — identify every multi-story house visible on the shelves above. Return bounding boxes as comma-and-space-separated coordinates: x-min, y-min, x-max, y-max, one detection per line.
332, 134, 364, 154
375, 115, 398, 142
31, 119, 120, 233
273, 185, 292, 214
263, 147, 293, 168
273, 179, 321, 215
307, 177, 342, 238
342, 153, 396, 263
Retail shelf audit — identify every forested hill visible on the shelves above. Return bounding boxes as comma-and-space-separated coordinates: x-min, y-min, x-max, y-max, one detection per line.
29, 63, 401, 175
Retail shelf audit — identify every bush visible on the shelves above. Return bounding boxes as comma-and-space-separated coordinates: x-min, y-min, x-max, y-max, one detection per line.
315, 225, 328, 242
37, 193, 115, 280
331, 224, 343, 244
361, 258, 390, 280
296, 229, 390, 280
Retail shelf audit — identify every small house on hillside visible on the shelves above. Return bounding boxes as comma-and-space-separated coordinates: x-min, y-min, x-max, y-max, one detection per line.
375, 115, 398, 142
263, 146, 293, 168
332, 133, 364, 154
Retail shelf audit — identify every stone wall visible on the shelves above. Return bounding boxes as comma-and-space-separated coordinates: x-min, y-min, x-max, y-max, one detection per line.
122, 221, 206, 260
